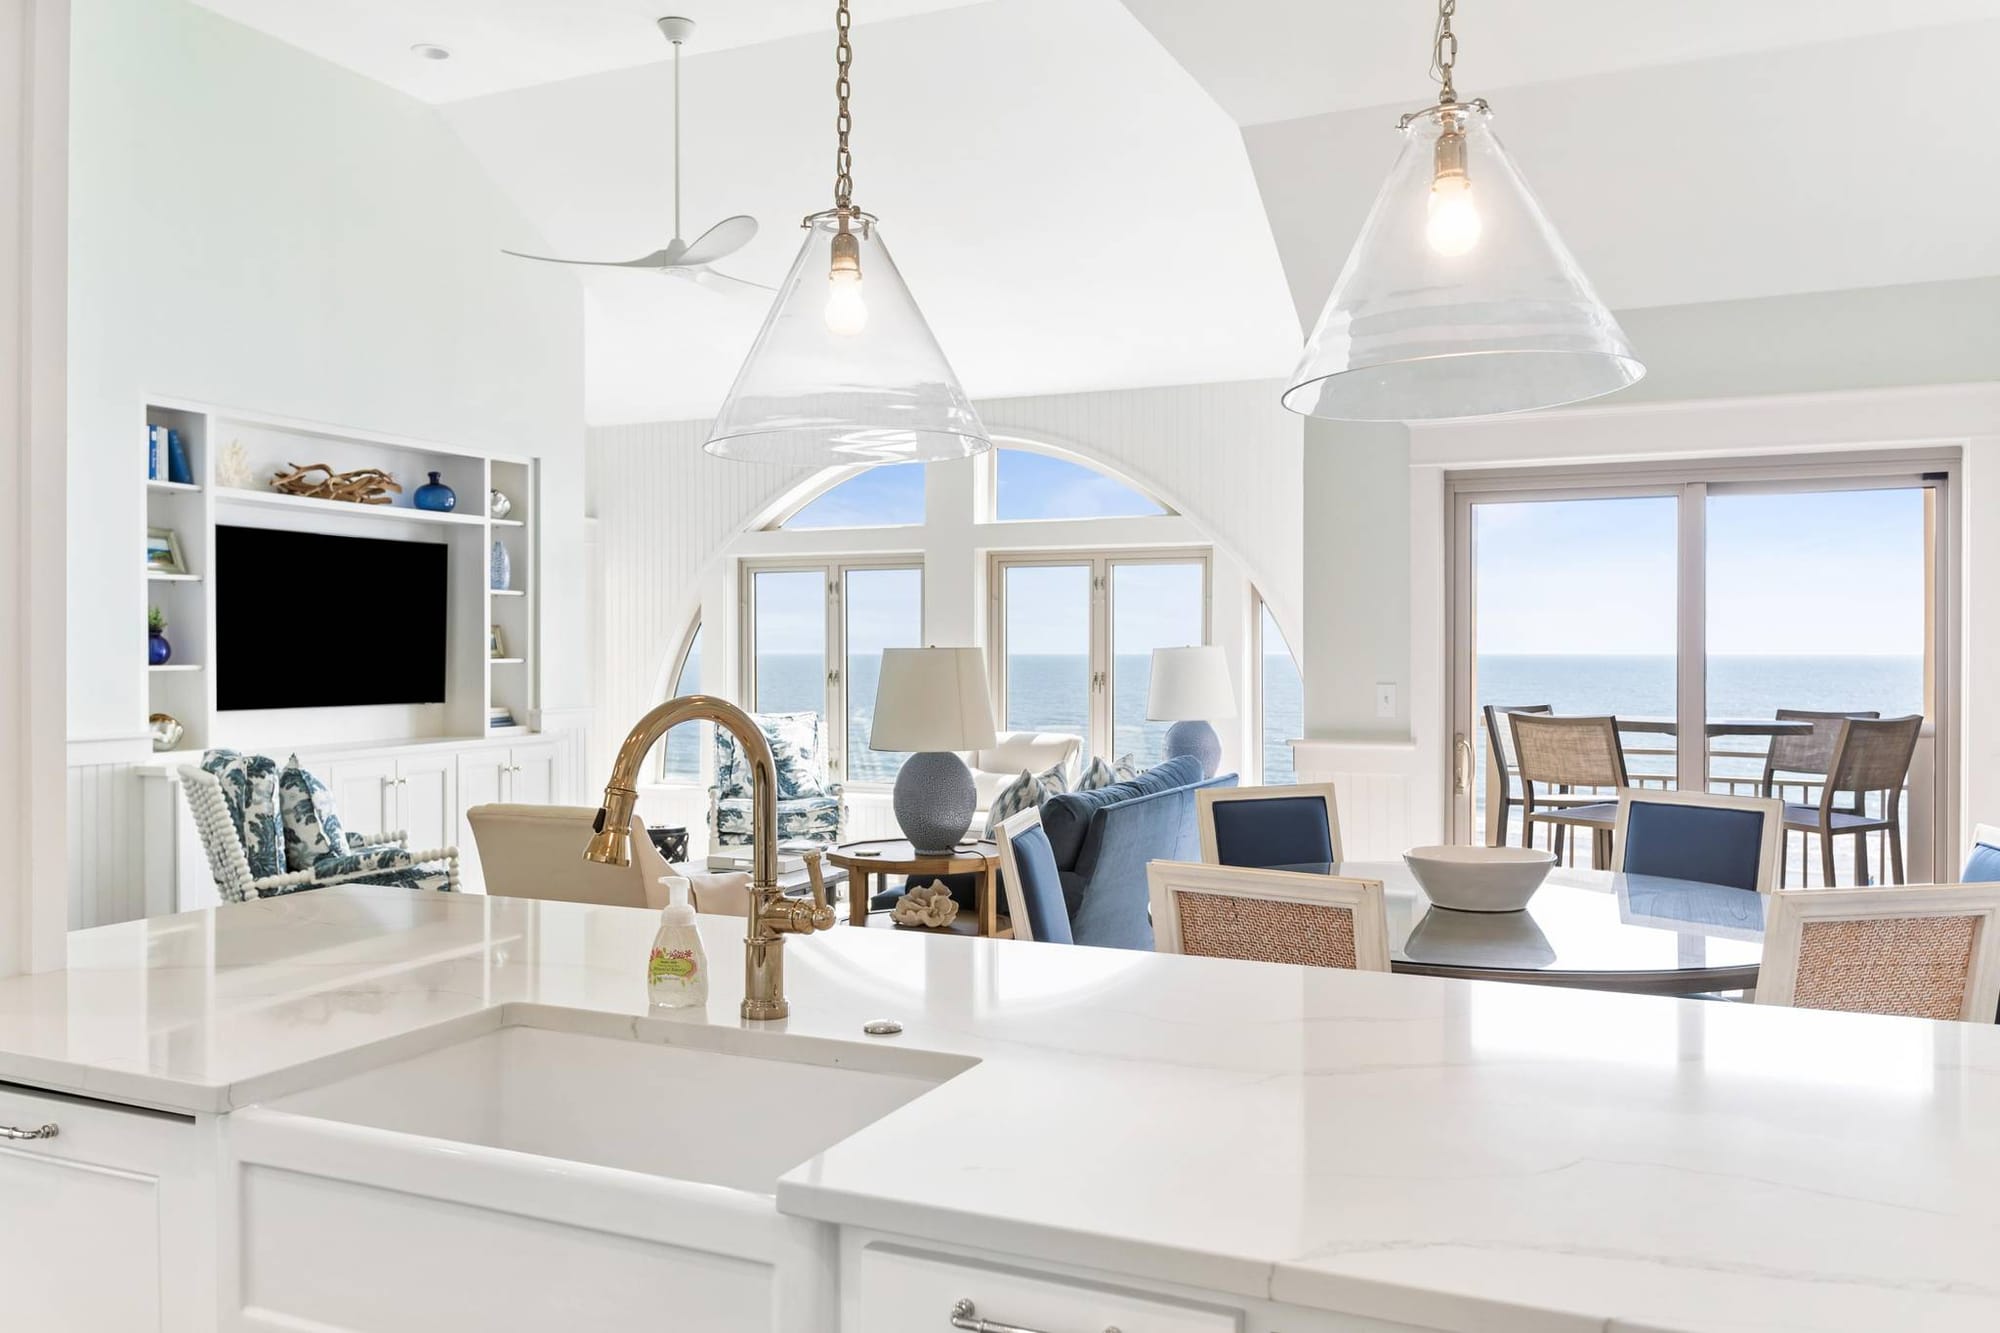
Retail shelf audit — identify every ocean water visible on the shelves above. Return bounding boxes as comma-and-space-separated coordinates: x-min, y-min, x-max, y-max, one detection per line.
1476, 653, 1925, 790
666, 653, 1303, 785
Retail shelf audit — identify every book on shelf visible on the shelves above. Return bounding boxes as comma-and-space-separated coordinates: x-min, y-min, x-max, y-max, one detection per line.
166, 429, 192, 485
147, 424, 160, 480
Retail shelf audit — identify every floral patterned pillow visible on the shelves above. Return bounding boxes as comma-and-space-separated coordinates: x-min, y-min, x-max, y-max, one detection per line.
714, 711, 831, 800
984, 762, 1070, 838
200, 749, 285, 882
279, 755, 349, 872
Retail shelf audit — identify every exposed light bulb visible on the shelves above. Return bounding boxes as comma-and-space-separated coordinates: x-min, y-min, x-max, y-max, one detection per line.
824, 224, 867, 335
1426, 173, 1481, 256
825, 269, 868, 335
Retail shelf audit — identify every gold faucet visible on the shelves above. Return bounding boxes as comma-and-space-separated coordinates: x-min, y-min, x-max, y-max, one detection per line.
585, 694, 836, 1020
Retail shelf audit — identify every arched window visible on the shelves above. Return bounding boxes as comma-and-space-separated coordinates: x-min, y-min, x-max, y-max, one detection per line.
660, 623, 704, 780
1257, 600, 1302, 784
993, 446, 1167, 521
778, 466, 925, 529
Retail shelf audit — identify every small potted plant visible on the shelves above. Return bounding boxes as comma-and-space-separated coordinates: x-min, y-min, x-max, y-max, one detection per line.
147, 606, 172, 666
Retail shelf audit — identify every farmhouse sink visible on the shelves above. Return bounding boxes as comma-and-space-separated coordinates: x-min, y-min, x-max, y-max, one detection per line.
228, 1020, 975, 1332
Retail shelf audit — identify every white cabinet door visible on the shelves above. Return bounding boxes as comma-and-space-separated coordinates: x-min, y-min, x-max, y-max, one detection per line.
508, 741, 560, 806
0, 1085, 212, 1332
395, 752, 458, 852
328, 756, 397, 839
457, 752, 509, 893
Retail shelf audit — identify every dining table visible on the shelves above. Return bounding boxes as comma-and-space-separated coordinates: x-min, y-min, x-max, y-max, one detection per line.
1272, 859, 1765, 997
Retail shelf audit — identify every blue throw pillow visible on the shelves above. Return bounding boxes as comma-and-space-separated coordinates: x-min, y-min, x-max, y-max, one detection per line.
279, 754, 349, 872
200, 749, 285, 882
1077, 754, 1139, 791
1965, 840, 2000, 883
984, 762, 1068, 838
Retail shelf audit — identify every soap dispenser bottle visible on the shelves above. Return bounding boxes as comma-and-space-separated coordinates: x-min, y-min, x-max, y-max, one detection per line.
647, 876, 708, 1009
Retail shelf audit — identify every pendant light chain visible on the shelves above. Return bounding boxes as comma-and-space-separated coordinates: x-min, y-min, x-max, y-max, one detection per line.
1430, 0, 1459, 105
834, 0, 855, 210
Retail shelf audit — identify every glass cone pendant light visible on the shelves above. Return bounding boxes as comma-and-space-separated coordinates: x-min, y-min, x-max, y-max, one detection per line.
706, 0, 987, 464
1283, 0, 1643, 422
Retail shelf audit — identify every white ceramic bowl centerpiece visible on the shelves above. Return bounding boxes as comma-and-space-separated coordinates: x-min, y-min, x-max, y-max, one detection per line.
1402, 845, 1556, 913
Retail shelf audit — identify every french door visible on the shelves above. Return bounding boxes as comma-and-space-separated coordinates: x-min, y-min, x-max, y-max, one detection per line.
1446, 454, 1956, 881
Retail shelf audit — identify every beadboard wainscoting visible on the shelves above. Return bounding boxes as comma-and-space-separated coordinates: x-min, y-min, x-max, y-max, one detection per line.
68, 760, 149, 929
1290, 738, 1440, 861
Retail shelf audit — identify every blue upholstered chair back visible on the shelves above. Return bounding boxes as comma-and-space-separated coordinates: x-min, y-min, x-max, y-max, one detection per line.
1069, 772, 1238, 950
1619, 797, 1771, 892
1964, 826, 2000, 884
1001, 821, 1073, 945
1208, 794, 1337, 870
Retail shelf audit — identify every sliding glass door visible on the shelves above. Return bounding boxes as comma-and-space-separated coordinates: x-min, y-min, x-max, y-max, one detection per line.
1449, 458, 1954, 879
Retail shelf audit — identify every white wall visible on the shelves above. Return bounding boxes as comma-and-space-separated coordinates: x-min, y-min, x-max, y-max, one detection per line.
1, 0, 70, 974
68, 0, 587, 753
586, 380, 1304, 800
65, 0, 588, 925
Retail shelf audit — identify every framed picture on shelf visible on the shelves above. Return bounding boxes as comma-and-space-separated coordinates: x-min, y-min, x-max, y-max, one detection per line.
145, 528, 187, 574
489, 624, 506, 659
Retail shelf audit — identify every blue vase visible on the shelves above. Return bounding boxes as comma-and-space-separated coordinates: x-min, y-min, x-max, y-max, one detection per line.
148, 631, 171, 666
413, 471, 457, 512
490, 539, 511, 591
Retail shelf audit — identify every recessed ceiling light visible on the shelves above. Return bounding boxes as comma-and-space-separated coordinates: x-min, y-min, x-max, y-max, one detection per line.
410, 43, 451, 61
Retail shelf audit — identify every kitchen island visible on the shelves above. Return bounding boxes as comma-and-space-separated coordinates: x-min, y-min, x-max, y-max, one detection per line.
0, 884, 1996, 1332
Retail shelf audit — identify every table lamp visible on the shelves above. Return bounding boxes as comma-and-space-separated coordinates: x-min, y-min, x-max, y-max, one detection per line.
1147, 645, 1236, 778
869, 647, 998, 854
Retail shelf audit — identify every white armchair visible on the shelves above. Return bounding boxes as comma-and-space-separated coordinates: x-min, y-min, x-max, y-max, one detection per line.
181, 765, 459, 903
968, 732, 1083, 819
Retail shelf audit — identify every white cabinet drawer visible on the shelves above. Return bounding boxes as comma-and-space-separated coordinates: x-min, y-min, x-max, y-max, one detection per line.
849, 1243, 1241, 1333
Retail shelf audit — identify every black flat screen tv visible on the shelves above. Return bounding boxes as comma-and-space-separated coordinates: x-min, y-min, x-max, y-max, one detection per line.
215, 525, 448, 711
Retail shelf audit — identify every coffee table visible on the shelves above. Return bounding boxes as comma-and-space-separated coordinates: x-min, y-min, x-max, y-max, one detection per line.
827, 838, 1010, 937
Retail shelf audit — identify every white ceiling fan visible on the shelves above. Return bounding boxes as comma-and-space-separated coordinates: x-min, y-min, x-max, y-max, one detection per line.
503, 15, 769, 293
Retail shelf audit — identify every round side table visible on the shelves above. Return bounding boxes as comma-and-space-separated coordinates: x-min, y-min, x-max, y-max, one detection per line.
826, 839, 1009, 937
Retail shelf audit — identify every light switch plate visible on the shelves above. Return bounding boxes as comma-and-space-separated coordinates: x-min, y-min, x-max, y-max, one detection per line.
1375, 683, 1397, 719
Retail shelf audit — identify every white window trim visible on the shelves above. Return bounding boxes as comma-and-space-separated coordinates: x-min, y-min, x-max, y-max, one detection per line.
1441, 448, 1960, 878
1251, 590, 1301, 786
986, 546, 1213, 762
740, 556, 926, 789
654, 619, 706, 784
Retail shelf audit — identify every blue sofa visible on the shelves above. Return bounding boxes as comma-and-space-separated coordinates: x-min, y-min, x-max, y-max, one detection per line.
883, 755, 1235, 949
1043, 757, 1237, 949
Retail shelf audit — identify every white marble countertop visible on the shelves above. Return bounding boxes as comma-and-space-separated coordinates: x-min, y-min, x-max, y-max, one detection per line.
6, 886, 2000, 1332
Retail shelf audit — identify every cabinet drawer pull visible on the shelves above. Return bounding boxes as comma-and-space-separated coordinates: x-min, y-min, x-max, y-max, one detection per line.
0, 1122, 58, 1141
949, 1298, 1119, 1333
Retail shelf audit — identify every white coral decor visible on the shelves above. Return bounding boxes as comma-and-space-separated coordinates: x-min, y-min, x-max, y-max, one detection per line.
890, 883, 960, 929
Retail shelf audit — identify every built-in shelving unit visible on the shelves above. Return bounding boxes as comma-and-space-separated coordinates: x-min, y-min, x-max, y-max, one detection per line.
142, 399, 541, 752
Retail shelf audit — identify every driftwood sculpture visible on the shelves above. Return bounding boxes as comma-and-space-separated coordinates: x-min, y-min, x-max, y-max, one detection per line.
269, 463, 402, 506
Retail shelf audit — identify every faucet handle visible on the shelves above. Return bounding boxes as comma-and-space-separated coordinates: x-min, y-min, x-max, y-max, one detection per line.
801, 849, 836, 931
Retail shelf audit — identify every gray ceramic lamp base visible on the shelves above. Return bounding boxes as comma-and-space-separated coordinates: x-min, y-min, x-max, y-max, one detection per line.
1164, 719, 1222, 779
892, 750, 977, 855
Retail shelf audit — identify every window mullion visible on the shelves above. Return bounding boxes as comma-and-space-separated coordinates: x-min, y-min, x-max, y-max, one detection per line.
827, 564, 844, 783
1675, 483, 1708, 793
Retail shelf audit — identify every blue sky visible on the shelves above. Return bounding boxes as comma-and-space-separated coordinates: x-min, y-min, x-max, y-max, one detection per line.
1473, 488, 1927, 656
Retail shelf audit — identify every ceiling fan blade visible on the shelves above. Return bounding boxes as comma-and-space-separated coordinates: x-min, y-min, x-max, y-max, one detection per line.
674, 215, 757, 268
501, 247, 678, 269
677, 266, 777, 295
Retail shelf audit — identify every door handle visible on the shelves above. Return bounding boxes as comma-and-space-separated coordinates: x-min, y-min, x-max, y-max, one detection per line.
949, 1299, 1119, 1333
1453, 733, 1474, 795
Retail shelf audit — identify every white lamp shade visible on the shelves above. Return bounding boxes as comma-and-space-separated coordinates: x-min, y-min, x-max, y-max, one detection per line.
1146, 646, 1237, 722
869, 647, 998, 752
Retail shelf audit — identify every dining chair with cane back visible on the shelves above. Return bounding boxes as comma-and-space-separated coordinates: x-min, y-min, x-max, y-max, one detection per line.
1509, 713, 1628, 868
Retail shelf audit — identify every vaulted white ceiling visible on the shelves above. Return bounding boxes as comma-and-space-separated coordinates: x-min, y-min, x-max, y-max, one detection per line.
188, 0, 993, 103
438, 0, 1300, 423
185, 0, 2000, 423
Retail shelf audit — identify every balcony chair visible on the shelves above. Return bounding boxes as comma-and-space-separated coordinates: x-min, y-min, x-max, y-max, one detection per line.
1509, 713, 1629, 867
708, 710, 846, 849
181, 752, 458, 903
1778, 715, 1923, 887
1756, 883, 2000, 1022
1147, 860, 1388, 971
1609, 788, 1784, 892
1761, 708, 1881, 881
1196, 783, 1342, 869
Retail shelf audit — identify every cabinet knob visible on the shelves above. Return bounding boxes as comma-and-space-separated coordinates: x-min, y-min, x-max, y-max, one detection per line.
0, 1122, 58, 1141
